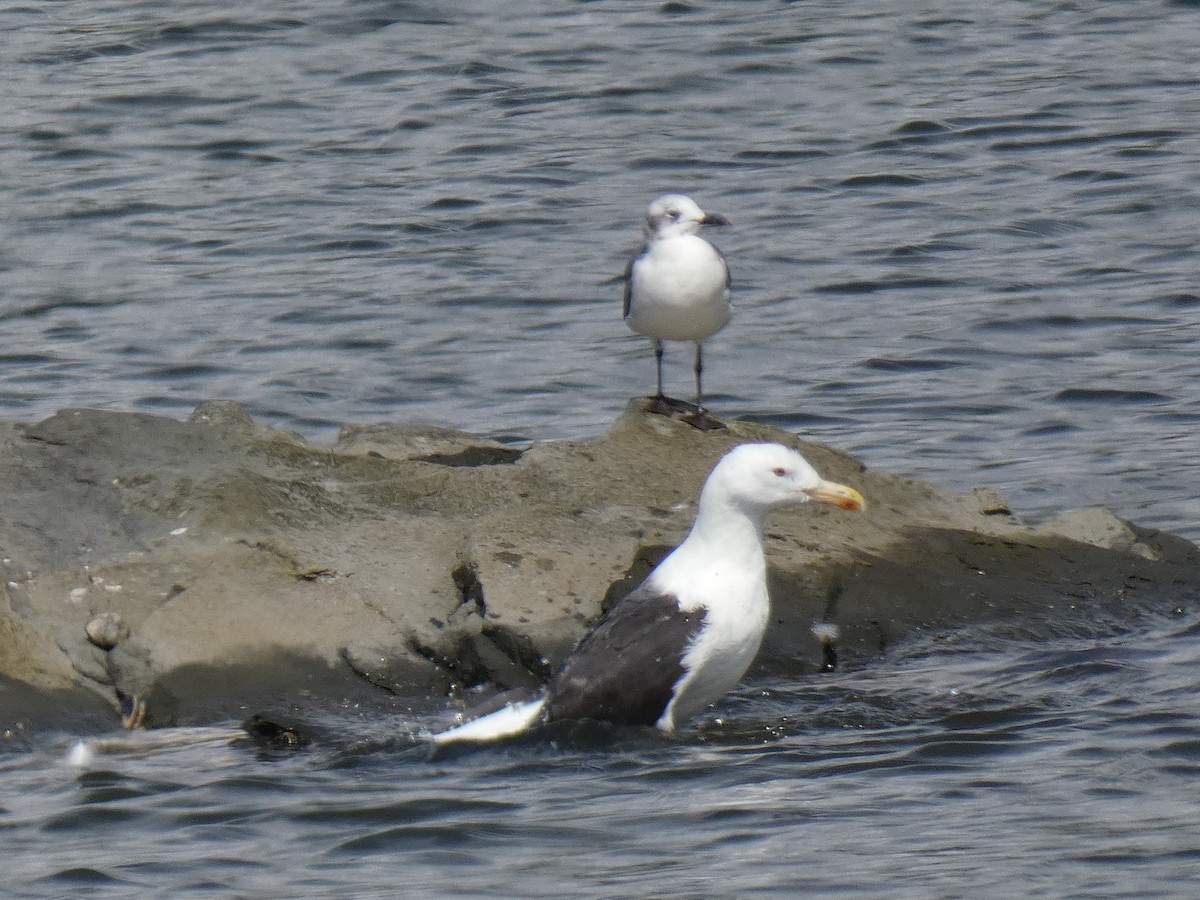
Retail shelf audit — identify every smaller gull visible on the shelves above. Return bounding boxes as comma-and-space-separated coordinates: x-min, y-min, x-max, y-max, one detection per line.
623, 194, 731, 430
431, 442, 865, 744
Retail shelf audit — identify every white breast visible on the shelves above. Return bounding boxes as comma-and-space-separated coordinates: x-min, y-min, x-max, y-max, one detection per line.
659, 584, 770, 730
646, 540, 770, 731
626, 235, 730, 342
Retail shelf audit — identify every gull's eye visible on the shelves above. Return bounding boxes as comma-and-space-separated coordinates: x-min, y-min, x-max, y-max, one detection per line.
666, 208, 680, 220
772, 467, 787, 477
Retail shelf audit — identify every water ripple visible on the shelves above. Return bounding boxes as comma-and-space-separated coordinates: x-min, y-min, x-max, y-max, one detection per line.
3, 2, 1200, 890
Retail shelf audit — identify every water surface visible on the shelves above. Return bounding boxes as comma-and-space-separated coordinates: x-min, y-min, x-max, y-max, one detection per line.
2, 1, 1199, 895
5, 614, 1200, 898
1, 0, 1196, 532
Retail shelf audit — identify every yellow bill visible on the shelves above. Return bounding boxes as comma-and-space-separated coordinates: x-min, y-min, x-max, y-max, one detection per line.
806, 479, 866, 511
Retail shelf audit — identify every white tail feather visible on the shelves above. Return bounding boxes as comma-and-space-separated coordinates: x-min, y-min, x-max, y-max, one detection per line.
429, 698, 546, 745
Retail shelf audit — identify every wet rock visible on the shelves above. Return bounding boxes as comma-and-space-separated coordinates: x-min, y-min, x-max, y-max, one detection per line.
0, 400, 1196, 731
241, 713, 309, 751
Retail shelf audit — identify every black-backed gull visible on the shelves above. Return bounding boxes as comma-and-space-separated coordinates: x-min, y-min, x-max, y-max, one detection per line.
432, 442, 864, 744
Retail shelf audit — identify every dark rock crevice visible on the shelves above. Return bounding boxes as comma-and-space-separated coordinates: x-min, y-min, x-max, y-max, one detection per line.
450, 559, 487, 620
417, 447, 524, 467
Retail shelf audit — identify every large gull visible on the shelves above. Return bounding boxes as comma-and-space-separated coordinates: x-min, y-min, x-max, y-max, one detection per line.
432, 442, 865, 744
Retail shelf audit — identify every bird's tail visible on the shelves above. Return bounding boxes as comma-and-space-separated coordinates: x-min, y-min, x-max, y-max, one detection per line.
429, 697, 546, 745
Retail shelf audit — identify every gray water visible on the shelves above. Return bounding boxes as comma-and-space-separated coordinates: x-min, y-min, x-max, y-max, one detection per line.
2, 1, 1200, 896
5, 618, 1200, 898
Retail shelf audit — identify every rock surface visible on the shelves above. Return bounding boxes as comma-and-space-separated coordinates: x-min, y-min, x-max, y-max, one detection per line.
2, 400, 1197, 737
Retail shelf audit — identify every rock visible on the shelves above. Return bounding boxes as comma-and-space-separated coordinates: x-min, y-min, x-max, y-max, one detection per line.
969, 486, 1017, 519
0, 400, 1197, 733
1, 585, 116, 738
85, 612, 130, 650
334, 422, 522, 465
1037, 507, 1161, 560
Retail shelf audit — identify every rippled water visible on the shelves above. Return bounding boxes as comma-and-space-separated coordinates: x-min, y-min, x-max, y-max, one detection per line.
3, 613, 1199, 898
3, 1, 1200, 896
2, 0, 1198, 534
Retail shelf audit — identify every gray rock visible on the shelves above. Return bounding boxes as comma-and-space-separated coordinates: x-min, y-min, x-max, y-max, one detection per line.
1, 400, 1197, 733
1038, 507, 1161, 560
85, 612, 130, 650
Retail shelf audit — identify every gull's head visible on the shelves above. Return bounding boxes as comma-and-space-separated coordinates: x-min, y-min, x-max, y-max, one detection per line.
643, 193, 731, 239
702, 442, 866, 518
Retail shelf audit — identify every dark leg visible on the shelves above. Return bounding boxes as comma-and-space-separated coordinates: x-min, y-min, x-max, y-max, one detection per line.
644, 339, 716, 424
681, 341, 725, 431
646, 339, 675, 416
654, 339, 665, 399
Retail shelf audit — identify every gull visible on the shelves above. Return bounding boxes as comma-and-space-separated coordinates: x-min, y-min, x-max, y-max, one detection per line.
623, 194, 731, 429
431, 442, 865, 744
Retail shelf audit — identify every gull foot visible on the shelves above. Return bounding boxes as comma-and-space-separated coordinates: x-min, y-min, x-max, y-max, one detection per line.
646, 395, 696, 416
643, 396, 726, 430
681, 409, 727, 431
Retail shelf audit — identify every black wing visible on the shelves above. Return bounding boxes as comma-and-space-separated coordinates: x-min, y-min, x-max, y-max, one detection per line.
544, 588, 705, 728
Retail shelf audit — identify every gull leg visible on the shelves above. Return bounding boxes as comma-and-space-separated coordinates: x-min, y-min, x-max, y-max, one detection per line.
646, 339, 677, 417
681, 341, 725, 431
654, 339, 665, 399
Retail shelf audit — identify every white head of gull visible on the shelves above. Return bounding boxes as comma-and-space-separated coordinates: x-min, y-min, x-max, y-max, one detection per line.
431, 442, 865, 744
623, 193, 731, 423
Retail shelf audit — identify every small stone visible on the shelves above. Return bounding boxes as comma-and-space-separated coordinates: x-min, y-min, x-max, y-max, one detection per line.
85, 612, 129, 650
970, 486, 1012, 516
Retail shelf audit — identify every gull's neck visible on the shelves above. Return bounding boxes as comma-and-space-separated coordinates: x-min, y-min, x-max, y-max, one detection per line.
647, 223, 699, 243
650, 490, 769, 596
688, 495, 766, 566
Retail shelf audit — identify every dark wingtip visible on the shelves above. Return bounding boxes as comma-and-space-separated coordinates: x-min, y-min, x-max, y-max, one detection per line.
700, 213, 731, 227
